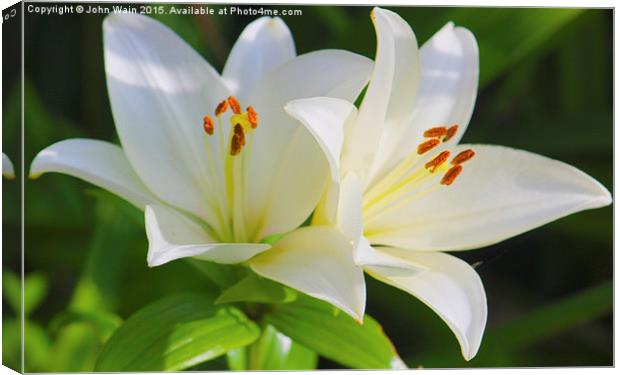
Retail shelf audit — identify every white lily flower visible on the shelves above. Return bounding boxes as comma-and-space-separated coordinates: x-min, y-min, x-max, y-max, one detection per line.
283, 7, 612, 360
2, 153, 15, 179
30, 14, 371, 320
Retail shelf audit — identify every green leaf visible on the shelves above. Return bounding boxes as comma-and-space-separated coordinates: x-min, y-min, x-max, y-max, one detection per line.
24, 272, 48, 317
216, 273, 297, 305
47, 322, 102, 372
2, 319, 21, 371
50, 310, 122, 342
265, 296, 403, 369
484, 281, 612, 352
186, 259, 239, 289
69, 193, 139, 312
248, 324, 317, 370
395, 8, 584, 87
3, 318, 53, 372
95, 293, 260, 371
2, 269, 21, 315
447, 8, 584, 86
2, 269, 48, 317
226, 348, 248, 371
411, 281, 613, 367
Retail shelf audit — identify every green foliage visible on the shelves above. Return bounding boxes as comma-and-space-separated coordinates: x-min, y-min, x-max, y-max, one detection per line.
186, 259, 240, 289
216, 273, 298, 305
3, 270, 21, 315
95, 293, 260, 371
450, 8, 583, 86
265, 295, 404, 369
49, 310, 122, 342
23, 273, 49, 317
46, 322, 103, 372
247, 324, 317, 370
69, 193, 137, 312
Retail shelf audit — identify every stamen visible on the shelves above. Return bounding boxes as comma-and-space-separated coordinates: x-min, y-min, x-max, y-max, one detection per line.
443, 124, 459, 143
235, 124, 246, 146
452, 149, 475, 165
230, 124, 246, 156
215, 100, 228, 116
441, 165, 463, 186
423, 126, 447, 138
247, 106, 258, 129
228, 96, 242, 115
425, 151, 450, 172
203, 115, 215, 135
417, 139, 440, 155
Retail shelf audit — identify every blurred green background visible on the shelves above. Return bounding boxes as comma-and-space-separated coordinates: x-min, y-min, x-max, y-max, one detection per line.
2, 3, 612, 371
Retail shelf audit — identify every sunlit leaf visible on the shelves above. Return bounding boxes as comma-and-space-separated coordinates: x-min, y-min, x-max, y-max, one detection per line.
226, 347, 248, 371
95, 293, 260, 371
247, 324, 317, 370
216, 273, 297, 305
265, 295, 404, 369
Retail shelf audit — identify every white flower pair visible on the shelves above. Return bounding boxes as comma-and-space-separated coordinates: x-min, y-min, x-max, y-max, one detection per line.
29, 8, 611, 360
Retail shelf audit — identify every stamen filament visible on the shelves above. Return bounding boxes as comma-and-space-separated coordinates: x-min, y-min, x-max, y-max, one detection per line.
364, 183, 443, 231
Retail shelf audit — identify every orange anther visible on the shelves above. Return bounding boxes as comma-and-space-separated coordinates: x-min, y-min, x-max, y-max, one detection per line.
425, 151, 450, 172
247, 106, 258, 129
443, 124, 459, 143
441, 165, 463, 186
423, 126, 447, 138
215, 100, 228, 116
452, 149, 475, 165
228, 96, 242, 115
230, 124, 246, 156
235, 123, 246, 146
203, 115, 214, 135
417, 139, 440, 155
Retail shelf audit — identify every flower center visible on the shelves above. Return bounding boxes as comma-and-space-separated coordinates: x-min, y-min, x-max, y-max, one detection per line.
362, 124, 475, 226
204, 96, 258, 157
200, 96, 259, 243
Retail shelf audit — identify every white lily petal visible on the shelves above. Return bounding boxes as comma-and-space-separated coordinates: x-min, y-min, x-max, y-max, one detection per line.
355, 236, 415, 269
285, 97, 356, 182
367, 145, 612, 251
29, 139, 157, 209
145, 204, 270, 267
104, 13, 229, 226
366, 248, 486, 360
383, 23, 479, 177
343, 7, 419, 183
223, 17, 295, 97
337, 172, 364, 244
250, 226, 366, 321
243, 50, 372, 239
2, 153, 14, 179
